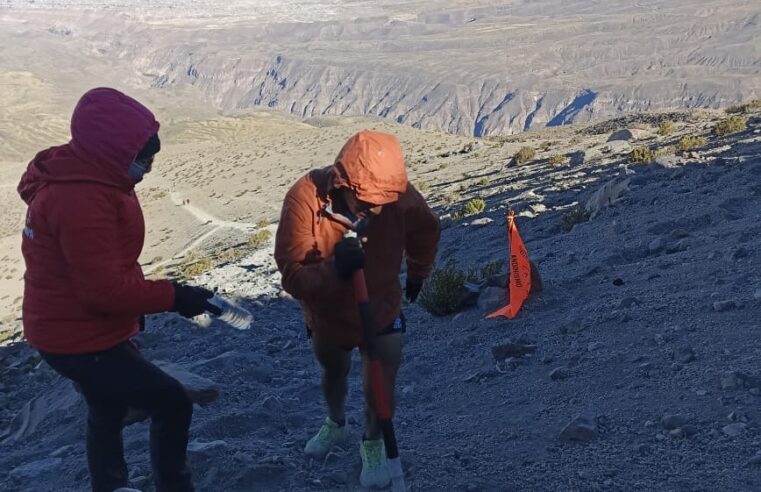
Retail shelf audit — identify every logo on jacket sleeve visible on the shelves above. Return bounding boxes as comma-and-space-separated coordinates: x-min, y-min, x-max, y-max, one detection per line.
23, 210, 34, 240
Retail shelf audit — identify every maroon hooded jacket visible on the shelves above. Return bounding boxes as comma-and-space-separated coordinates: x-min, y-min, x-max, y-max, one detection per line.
18, 88, 175, 354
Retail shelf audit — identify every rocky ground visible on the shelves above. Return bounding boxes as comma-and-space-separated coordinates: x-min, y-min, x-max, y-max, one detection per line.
1, 107, 760, 491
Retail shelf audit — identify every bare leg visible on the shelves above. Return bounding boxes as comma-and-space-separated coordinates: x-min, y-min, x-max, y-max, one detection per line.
361, 333, 403, 440
312, 334, 352, 424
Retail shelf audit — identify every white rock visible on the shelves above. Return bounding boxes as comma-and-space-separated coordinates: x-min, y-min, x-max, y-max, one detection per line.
50, 445, 75, 458
648, 237, 665, 253
585, 177, 630, 219
469, 217, 494, 227
10, 458, 63, 480
478, 287, 507, 312
156, 362, 220, 406
722, 423, 747, 437
748, 453, 761, 465
654, 156, 679, 168
2, 380, 80, 444
603, 140, 632, 154
588, 342, 604, 352
188, 439, 228, 453
720, 371, 746, 390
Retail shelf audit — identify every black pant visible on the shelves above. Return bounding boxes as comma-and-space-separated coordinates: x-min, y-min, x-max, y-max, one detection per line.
41, 342, 194, 492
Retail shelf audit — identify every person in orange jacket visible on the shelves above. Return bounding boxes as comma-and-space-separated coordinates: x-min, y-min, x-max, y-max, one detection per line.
275, 130, 440, 488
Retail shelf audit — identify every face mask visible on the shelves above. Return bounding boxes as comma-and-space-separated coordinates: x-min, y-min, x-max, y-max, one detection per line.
128, 160, 151, 184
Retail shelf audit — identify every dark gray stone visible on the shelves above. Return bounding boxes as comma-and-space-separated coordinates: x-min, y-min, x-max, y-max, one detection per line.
550, 367, 569, 381
491, 343, 537, 361
674, 347, 696, 364
561, 414, 598, 441
661, 414, 688, 430
478, 287, 507, 312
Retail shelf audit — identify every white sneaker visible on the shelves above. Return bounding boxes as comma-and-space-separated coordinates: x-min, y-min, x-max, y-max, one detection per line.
359, 438, 390, 489
304, 417, 348, 458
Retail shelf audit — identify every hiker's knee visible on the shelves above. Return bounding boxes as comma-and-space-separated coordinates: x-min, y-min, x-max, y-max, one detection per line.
313, 336, 351, 380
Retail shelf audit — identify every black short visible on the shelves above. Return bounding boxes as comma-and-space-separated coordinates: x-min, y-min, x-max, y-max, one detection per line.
306, 311, 406, 340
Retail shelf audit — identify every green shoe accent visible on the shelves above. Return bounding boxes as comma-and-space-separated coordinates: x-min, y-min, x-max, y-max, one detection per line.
359, 439, 390, 489
304, 417, 348, 458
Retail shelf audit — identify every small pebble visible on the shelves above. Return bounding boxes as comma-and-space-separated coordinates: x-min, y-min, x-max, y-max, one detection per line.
713, 300, 738, 312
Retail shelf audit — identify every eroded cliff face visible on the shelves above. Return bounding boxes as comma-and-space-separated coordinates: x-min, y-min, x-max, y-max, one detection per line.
5, 0, 761, 137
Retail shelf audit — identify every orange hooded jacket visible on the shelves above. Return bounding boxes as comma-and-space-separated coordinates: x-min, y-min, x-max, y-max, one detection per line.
275, 131, 440, 348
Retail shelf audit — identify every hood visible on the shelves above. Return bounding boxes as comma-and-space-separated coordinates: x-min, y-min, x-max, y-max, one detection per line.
18, 87, 160, 204
331, 131, 408, 206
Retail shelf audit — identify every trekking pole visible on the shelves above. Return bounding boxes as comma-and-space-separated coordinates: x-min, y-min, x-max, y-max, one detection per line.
340, 220, 406, 492
351, 266, 407, 492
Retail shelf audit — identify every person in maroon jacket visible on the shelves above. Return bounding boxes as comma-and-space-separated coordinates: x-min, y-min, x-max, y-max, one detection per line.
18, 87, 219, 492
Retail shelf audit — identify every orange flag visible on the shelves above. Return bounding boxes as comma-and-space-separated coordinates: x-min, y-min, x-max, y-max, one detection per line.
487, 211, 532, 319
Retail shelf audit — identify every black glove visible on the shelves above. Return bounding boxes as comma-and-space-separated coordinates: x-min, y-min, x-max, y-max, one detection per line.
333, 237, 365, 280
172, 283, 221, 318
405, 278, 424, 303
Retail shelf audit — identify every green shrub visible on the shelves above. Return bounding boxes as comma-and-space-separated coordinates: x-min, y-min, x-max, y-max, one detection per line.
247, 229, 272, 248
477, 177, 489, 186
476, 260, 504, 279
654, 146, 677, 158
658, 120, 675, 136
418, 260, 471, 316
443, 191, 461, 205
416, 181, 430, 193
177, 254, 214, 278
629, 146, 655, 163
219, 247, 246, 263
548, 154, 568, 166
256, 218, 270, 229
726, 99, 761, 114
514, 146, 536, 164
630, 145, 677, 163
460, 198, 486, 217
677, 135, 708, 152
713, 116, 748, 136
561, 205, 591, 232
418, 259, 505, 316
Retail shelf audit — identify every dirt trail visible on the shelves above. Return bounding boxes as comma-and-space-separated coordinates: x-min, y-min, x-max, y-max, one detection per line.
169, 192, 259, 231
144, 192, 263, 274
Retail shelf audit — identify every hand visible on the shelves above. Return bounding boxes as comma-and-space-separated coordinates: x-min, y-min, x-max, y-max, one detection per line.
333, 236, 365, 280
172, 283, 222, 318
405, 278, 423, 303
